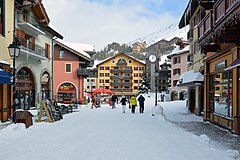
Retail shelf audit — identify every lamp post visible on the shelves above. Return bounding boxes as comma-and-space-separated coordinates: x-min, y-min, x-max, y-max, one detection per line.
8, 41, 21, 122
155, 68, 159, 106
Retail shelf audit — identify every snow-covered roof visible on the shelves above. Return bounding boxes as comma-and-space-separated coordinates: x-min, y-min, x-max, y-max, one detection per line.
159, 55, 170, 66
167, 45, 189, 58
0, 60, 10, 66
177, 70, 204, 86
97, 53, 145, 67
57, 40, 94, 59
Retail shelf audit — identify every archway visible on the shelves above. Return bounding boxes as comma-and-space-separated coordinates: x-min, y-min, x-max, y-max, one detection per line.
16, 67, 35, 110
57, 82, 77, 104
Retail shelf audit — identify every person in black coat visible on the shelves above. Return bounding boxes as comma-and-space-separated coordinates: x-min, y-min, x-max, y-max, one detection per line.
120, 95, 127, 113
138, 95, 145, 114
111, 94, 118, 109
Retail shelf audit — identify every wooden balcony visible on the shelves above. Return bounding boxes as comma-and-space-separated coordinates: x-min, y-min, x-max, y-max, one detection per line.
198, 10, 213, 40
198, 0, 240, 44
77, 68, 90, 77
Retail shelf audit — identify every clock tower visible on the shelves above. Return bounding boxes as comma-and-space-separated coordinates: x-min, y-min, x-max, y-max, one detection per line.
146, 48, 160, 93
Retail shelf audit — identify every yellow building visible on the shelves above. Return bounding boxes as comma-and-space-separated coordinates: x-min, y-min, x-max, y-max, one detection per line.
96, 53, 145, 96
0, 0, 14, 122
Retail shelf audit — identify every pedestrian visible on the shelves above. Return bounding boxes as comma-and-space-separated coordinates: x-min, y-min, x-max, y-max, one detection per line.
111, 94, 118, 109
120, 95, 127, 113
130, 95, 137, 114
91, 96, 97, 109
138, 94, 145, 114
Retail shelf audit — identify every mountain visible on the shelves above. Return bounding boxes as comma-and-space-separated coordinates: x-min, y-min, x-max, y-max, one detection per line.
128, 23, 188, 47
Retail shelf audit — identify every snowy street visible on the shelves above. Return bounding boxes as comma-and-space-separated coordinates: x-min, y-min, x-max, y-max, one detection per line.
0, 96, 239, 160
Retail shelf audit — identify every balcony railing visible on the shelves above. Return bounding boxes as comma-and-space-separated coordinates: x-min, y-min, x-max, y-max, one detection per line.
77, 68, 90, 77
198, 10, 213, 40
16, 35, 47, 57
110, 82, 133, 86
110, 69, 133, 73
198, 0, 240, 41
110, 75, 133, 79
111, 88, 133, 92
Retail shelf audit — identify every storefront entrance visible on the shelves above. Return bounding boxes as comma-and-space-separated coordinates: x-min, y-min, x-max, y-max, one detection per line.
41, 72, 50, 100
16, 67, 35, 110
57, 82, 77, 104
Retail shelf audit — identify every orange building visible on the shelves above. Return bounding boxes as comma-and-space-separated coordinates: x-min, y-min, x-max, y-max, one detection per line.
53, 41, 93, 104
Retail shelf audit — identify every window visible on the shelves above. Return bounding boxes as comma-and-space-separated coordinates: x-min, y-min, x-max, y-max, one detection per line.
92, 86, 96, 89
134, 86, 138, 90
134, 67, 138, 70
114, 67, 119, 69
100, 79, 104, 83
125, 66, 131, 70
100, 66, 104, 70
129, 59, 132, 63
173, 68, 181, 75
0, 0, 4, 36
134, 80, 138, 83
87, 86, 90, 89
139, 67, 144, 71
112, 60, 115, 63
87, 79, 90, 82
100, 73, 104, 77
65, 64, 72, 73
173, 57, 181, 64
105, 86, 109, 89
45, 43, 50, 58
139, 73, 143, 77
173, 80, 178, 86
125, 86, 130, 89
125, 80, 130, 83
105, 73, 109, 77
105, 66, 110, 70
134, 73, 138, 77
211, 71, 233, 117
60, 48, 64, 58
105, 79, 110, 83
91, 79, 95, 82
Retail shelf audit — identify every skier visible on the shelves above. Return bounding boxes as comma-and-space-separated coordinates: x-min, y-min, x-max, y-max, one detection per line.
130, 95, 137, 114
138, 94, 145, 114
120, 95, 127, 113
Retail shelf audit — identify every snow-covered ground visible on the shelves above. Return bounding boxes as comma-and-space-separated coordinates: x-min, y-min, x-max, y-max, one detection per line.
0, 94, 239, 160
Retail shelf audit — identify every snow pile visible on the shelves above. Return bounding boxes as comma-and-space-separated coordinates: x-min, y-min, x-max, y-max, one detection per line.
200, 134, 211, 143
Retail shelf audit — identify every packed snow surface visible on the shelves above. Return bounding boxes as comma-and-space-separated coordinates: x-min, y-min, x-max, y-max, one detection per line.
0, 95, 237, 160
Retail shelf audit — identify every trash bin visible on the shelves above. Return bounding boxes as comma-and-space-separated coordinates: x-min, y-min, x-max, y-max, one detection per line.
14, 111, 33, 128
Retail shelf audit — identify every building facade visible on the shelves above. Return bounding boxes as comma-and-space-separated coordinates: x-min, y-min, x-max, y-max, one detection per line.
178, 0, 213, 115
53, 40, 92, 104
96, 53, 145, 96
0, 0, 14, 122
198, 0, 240, 134
159, 62, 171, 93
84, 68, 98, 96
167, 41, 189, 101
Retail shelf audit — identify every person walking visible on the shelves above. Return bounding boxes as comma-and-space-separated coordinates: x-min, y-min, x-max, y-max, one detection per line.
111, 94, 118, 109
130, 95, 137, 114
120, 95, 127, 113
138, 94, 145, 114
91, 96, 97, 109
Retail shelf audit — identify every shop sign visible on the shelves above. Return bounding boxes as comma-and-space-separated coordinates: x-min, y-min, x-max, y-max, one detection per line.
214, 60, 226, 71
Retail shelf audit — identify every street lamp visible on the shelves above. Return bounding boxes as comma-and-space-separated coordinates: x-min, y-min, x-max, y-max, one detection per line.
155, 68, 159, 106
8, 41, 21, 122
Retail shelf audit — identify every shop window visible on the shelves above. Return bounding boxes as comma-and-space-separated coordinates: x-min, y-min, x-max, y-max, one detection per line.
211, 71, 232, 117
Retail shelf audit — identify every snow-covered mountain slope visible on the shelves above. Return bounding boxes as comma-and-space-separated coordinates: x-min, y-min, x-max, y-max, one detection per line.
128, 23, 188, 47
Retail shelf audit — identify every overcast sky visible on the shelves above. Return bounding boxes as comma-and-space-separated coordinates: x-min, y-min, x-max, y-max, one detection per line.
42, 0, 188, 50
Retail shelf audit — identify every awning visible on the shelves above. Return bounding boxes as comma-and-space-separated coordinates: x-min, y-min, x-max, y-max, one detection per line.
225, 58, 240, 71
0, 70, 12, 84
177, 70, 204, 87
